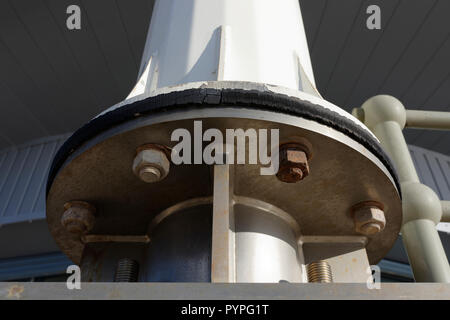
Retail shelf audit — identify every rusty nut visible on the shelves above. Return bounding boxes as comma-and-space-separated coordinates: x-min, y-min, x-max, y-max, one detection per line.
61, 201, 96, 235
352, 202, 386, 235
132, 147, 170, 183
276, 144, 310, 183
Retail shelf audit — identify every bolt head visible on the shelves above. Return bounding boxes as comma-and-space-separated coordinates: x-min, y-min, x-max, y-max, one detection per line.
276, 145, 309, 183
352, 203, 386, 236
132, 148, 170, 183
61, 201, 96, 235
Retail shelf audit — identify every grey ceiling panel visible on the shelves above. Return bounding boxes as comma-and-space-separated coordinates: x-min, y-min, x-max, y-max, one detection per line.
9, 0, 101, 129
115, 0, 154, 71
79, 0, 140, 98
45, 0, 125, 113
344, 0, 437, 107
0, 137, 12, 150
0, 81, 48, 145
319, 0, 400, 106
0, 32, 57, 136
301, 0, 450, 156
0, 1, 81, 133
308, 0, 364, 92
10, 0, 97, 104
298, 0, 327, 50
378, 1, 450, 101
401, 38, 450, 109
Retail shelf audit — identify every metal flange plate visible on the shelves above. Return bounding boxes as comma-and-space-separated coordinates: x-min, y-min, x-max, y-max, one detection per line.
47, 104, 401, 264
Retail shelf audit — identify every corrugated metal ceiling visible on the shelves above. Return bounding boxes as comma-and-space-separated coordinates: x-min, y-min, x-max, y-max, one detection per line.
0, 0, 448, 154
301, 0, 450, 154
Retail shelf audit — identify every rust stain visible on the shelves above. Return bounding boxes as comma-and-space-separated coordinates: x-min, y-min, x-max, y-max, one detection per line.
7, 285, 24, 299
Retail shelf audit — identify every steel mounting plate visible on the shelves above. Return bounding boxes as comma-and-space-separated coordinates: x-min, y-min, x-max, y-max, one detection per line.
47, 106, 401, 264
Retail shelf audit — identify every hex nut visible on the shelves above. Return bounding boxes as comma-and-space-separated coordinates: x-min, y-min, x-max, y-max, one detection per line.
352, 202, 386, 235
276, 143, 310, 183
132, 148, 170, 183
61, 201, 96, 235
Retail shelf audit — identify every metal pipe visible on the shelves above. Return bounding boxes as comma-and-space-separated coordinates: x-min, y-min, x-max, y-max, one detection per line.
406, 110, 450, 130
360, 95, 450, 283
442, 201, 450, 223
372, 121, 420, 183
402, 219, 450, 282
131, 0, 318, 98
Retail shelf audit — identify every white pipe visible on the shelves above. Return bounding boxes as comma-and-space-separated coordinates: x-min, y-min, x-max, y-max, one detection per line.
360, 95, 450, 283
129, 0, 319, 98
406, 110, 450, 130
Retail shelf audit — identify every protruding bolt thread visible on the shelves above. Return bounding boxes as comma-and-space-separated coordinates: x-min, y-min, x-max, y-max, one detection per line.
138, 166, 161, 183
307, 260, 333, 283
114, 258, 139, 282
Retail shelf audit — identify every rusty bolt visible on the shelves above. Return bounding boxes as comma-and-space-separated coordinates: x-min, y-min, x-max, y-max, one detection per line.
61, 201, 96, 235
352, 201, 386, 236
132, 145, 170, 183
276, 143, 311, 183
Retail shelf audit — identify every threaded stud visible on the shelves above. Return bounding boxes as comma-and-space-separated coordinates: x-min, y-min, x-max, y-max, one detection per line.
114, 258, 139, 282
307, 260, 333, 283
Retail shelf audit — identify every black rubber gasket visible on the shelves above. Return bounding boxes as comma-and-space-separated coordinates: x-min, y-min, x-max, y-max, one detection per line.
46, 88, 401, 196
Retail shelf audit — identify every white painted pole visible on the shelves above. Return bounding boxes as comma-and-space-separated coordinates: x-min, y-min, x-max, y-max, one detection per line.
129, 0, 320, 99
